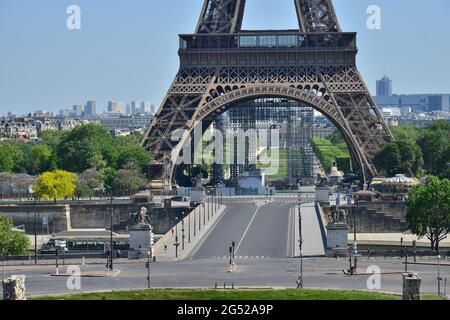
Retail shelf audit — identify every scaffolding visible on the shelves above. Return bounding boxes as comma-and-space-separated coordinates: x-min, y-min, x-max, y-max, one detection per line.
219, 98, 314, 186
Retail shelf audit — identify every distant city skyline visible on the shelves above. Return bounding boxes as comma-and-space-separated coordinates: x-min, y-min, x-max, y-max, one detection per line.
1, 0, 450, 116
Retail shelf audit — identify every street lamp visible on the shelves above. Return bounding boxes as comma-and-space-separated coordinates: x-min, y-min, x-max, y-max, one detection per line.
146, 251, 151, 289
109, 193, 114, 271
174, 217, 180, 258
438, 255, 442, 296
181, 218, 185, 251
194, 207, 197, 237
204, 201, 206, 227
188, 212, 191, 244
232, 241, 236, 261
297, 182, 303, 289
34, 197, 37, 265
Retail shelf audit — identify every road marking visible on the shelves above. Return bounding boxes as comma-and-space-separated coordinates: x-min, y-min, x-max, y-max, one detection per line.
234, 204, 264, 255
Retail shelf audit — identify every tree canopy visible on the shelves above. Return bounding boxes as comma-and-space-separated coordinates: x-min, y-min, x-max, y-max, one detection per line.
374, 140, 424, 177
0, 214, 30, 256
406, 176, 450, 252
56, 124, 119, 173
34, 170, 78, 202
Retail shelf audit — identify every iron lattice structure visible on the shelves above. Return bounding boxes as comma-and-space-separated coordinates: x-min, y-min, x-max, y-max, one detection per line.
142, 0, 393, 186
222, 99, 314, 186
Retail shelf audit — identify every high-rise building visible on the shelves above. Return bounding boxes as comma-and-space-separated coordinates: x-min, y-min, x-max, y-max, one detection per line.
73, 105, 84, 116
140, 101, 151, 114
125, 104, 131, 115
131, 101, 141, 115
85, 101, 97, 117
376, 75, 393, 97
107, 101, 123, 113
59, 109, 70, 117
150, 104, 156, 114
374, 94, 450, 113
428, 95, 450, 112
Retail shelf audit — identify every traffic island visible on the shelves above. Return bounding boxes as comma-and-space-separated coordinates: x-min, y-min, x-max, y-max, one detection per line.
342, 268, 405, 276
51, 270, 121, 278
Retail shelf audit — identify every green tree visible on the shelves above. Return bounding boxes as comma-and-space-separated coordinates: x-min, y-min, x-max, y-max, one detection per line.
0, 214, 30, 256
374, 141, 423, 177
390, 125, 421, 143
56, 124, 118, 173
38, 130, 64, 150
336, 157, 352, 173
113, 165, 146, 195
115, 135, 152, 173
0, 147, 14, 172
29, 144, 57, 174
326, 129, 345, 145
418, 121, 450, 179
75, 168, 104, 199
406, 177, 450, 252
311, 138, 350, 172
0, 141, 29, 173
0, 172, 12, 201
33, 170, 78, 203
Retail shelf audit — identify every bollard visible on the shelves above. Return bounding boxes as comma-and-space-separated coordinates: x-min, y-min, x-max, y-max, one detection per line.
2, 275, 27, 300
402, 273, 421, 300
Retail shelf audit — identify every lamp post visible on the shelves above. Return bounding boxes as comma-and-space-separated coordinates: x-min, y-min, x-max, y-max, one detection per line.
34, 197, 37, 265
400, 237, 404, 259
146, 251, 151, 289
204, 201, 206, 227
297, 182, 303, 289
174, 217, 180, 258
232, 241, 236, 261
194, 207, 197, 237
181, 218, 185, 251
188, 212, 191, 244
109, 193, 114, 271
207, 196, 210, 222
438, 255, 442, 296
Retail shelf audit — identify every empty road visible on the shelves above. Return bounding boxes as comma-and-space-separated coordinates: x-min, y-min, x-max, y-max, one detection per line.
192, 199, 325, 260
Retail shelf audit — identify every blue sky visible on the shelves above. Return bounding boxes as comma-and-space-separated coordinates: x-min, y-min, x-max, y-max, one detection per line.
0, 0, 449, 115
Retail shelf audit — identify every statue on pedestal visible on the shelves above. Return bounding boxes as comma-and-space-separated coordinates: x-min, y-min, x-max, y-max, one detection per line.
133, 207, 150, 226
330, 205, 347, 224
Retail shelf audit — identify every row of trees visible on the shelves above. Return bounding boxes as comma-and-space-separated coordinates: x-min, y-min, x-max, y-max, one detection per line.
0, 124, 152, 200
375, 120, 450, 178
0, 124, 152, 175
0, 166, 148, 203
311, 137, 351, 173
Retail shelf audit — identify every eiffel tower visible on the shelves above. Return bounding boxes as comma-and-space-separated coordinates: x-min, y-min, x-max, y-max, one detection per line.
142, 0, 393, 187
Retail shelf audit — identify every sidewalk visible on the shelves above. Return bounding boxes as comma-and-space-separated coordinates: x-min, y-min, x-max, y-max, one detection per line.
152, 202, 227, 261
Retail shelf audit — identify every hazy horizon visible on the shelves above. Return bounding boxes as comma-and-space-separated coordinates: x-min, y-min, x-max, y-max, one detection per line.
1, 0, 450, 116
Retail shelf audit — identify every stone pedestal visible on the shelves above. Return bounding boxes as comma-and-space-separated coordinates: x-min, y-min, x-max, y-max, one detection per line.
2, 275, 27, 300
315, 187, 330, 204
402, 273, 421, 300
128, 224, 153, 260
326, 223, 349, 257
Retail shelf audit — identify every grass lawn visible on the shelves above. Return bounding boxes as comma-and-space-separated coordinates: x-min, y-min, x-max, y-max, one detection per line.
33, 289, 448, 301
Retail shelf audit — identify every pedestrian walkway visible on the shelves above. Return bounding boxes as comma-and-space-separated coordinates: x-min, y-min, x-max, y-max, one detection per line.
293, 203, 327, 257
152, 202, 227, 261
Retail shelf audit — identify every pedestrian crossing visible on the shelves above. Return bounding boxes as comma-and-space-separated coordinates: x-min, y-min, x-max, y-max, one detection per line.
206, 256, 275, 260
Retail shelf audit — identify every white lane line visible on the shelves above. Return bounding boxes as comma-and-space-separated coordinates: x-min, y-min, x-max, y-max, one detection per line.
234, 205, 263, 255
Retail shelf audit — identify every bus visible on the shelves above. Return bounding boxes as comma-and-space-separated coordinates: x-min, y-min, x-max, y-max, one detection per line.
40, 229, 130, 253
